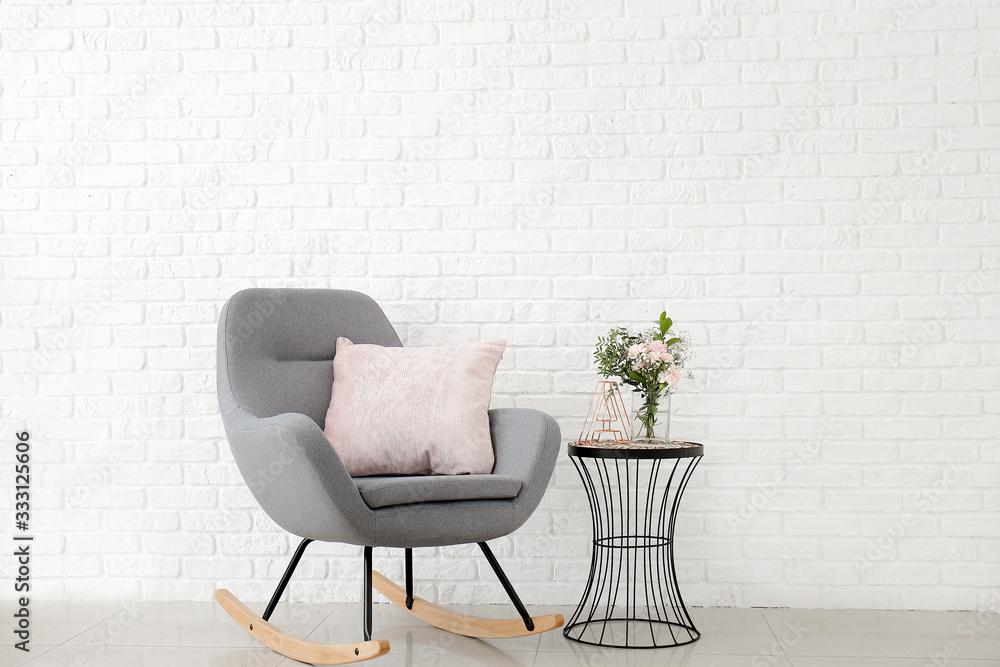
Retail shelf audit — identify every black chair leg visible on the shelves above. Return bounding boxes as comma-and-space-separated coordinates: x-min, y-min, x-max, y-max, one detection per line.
262, 538, 313, 622
404, 548, 414, 610
478, 541, 535, 631
363, 546, 373, 641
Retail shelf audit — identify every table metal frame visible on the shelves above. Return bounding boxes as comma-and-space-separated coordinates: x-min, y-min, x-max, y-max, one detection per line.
564, 441, 703, 649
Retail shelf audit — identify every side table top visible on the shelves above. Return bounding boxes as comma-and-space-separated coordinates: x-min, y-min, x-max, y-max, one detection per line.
567, 440, 704, 459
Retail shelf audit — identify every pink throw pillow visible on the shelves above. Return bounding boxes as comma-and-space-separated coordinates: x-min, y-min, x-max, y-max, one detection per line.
323, 338, 506, 477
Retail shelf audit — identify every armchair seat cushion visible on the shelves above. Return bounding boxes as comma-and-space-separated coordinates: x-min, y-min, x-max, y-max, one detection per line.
354, 474, 522, 509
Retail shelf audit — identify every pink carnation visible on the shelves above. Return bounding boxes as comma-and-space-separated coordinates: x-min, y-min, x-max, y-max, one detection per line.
644, 340, 674, 363
646, 340, 667, 354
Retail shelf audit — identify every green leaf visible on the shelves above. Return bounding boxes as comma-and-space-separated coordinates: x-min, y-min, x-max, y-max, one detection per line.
628, 371, 644, 384
665, 337, 681, 346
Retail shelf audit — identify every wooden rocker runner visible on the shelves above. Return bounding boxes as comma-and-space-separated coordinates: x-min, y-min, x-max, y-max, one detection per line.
214, 289, 564, 664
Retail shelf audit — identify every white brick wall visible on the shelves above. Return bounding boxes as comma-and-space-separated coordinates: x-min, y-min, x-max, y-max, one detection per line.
1, 0, 998, 612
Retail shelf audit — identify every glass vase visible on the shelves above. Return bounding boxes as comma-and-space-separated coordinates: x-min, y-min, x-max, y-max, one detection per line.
631, 390, 671, 445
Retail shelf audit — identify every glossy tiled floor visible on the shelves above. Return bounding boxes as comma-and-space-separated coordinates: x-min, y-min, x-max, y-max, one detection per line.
4, 601, 999, 666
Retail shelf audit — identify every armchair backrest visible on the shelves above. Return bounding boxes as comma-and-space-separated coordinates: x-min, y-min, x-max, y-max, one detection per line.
217, 288, 402, 427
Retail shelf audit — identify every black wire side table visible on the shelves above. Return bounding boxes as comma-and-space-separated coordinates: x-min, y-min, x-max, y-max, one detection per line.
564, 440, 703, 649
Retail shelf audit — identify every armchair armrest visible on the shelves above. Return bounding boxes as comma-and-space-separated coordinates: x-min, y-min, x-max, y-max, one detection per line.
223, 408, 374, 544
488, 408, 561, 526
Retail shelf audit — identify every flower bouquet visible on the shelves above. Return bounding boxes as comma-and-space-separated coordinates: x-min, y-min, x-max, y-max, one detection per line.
594, 312, 692, 444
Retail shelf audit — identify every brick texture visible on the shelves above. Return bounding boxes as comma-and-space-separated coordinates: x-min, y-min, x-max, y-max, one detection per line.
1, 1, 998, 612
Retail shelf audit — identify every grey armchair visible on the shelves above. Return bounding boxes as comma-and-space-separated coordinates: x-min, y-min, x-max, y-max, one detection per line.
214, 288, 563, 664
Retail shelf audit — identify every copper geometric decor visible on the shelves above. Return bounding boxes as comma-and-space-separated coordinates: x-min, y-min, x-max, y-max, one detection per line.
576, 380, 631, 446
